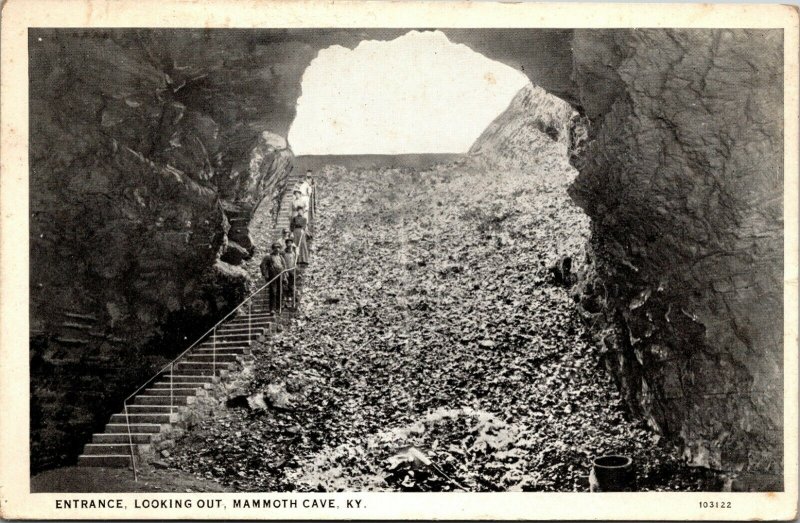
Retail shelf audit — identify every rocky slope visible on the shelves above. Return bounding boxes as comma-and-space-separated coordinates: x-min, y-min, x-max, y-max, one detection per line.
166, 161, 710, 492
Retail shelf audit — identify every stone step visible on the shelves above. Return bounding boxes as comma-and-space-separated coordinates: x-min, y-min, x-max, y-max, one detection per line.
184, 353, 242, 363
245, 308, 273, 315
163, 367, 229, 378
123, 405, 183, 414
110, 412, 178, 424
240, 298, 271, 305
83, 443, 151, 455
224, 320, 273, 329
217, 325, 267, 334
133, 395, 194, 406
198, 332, 263, 345
152, 379, 211, 389
92, 432, 153, 444
104, 423, 166, 434
159, 374, 217, 384
77, 455, 132, 467
194, 347, 251, 355
222, 318, 274, 327
231, 307, 271, 315
192, 347, 249, 357
174, 361, 234, 371
216, 326, 270, 336
229, 312, 272, 320
203, 332, 259, 342
234, 304, 276, 318
230, 315, 271, 323
193, 342, 250, 354
196, 340, 250, 350
139, 387, 202, 397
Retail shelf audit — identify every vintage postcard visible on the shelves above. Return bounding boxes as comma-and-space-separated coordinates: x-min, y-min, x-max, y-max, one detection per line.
0, 0, 797, 519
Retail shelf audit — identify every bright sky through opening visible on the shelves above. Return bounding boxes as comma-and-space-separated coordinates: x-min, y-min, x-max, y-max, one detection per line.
288, 31, 530, 155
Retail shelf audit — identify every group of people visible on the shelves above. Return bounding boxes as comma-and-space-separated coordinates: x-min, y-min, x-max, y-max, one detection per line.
259, 170, 316, 312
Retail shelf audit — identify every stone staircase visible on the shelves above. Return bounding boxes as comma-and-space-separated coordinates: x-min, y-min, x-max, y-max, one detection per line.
77, 301, 275, 467
274, 172, 311, 239
77, 171, 313, 469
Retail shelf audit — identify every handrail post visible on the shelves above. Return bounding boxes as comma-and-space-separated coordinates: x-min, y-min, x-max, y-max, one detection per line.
124, 401, 137, 482
248, 300, 252, 344
279, 275, 283, 314
293, 267, 296, 307
212, 326, 216, 375
170, 363, 174, 409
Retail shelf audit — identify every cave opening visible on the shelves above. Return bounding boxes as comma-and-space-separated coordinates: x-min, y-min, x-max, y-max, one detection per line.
287, 30, 531, 156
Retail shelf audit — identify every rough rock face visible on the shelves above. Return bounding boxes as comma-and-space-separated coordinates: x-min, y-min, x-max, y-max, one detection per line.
468, 83, 575, 170
29, 30, 295, 470
568, 29, 783, 489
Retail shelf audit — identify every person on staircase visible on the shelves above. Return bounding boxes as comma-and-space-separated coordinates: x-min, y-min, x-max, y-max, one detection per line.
260, 242, 286, 312
290, 208, 310, 265
299, 170, 315, 222
283, 237, 298, 307
292, 186, 310, 223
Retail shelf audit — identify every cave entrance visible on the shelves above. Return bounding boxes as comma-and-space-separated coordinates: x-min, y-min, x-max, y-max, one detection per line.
287, 30, 530, 156
233, 27, 620, 490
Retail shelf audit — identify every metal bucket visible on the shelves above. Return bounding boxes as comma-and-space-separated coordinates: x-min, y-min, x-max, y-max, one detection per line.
591, 455, 634, 491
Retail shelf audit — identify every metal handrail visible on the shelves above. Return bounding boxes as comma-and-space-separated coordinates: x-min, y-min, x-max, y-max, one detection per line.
122, 269, 288, 406
124, 198, 313, 480
123, 267, 291, 481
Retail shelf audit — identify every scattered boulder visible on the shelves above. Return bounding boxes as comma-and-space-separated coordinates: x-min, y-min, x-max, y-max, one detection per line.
225, 383, 297, 413
220, 240, 251, 265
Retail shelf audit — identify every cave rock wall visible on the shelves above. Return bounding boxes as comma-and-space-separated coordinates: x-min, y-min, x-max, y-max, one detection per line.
29, 30, 295, 470
568, 29, 783, 489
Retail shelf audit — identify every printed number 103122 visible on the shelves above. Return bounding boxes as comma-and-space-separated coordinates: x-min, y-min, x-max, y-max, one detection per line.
700, 501, 732, 508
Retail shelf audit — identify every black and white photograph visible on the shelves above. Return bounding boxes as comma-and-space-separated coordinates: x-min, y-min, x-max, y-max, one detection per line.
1, 1, 797, 519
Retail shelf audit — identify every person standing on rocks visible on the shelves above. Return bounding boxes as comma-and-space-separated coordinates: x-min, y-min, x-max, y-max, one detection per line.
260, 242, 286, 312
283, 237, 298, 306
290, 209, 310, 265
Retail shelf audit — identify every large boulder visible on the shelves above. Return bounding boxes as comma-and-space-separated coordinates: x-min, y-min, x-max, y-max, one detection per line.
468, 83, 575, 171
